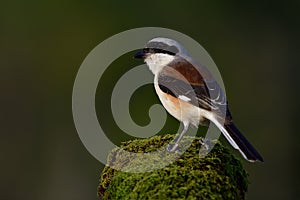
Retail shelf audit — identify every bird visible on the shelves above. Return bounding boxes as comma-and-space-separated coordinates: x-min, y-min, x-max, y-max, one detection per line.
134, 37, 263, 162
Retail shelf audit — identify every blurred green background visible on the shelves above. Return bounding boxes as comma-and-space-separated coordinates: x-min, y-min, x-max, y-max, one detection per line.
1, 1, 299, 199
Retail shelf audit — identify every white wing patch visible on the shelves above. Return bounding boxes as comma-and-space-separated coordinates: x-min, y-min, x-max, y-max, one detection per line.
178, 95, 191, 102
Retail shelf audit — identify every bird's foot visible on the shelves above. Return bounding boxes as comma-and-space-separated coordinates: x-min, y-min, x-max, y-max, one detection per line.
199, 137, 210, 150
166, 143, 180, 152
198, 137, 218, 158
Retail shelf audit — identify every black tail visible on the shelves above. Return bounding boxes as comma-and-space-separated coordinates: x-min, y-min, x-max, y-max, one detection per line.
224, 122, 264, 162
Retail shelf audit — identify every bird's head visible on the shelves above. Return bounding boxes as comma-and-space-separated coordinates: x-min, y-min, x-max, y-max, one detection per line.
134, 37, 188, 74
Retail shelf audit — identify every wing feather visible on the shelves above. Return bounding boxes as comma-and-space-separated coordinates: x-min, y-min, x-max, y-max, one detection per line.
158, 56, 228, 117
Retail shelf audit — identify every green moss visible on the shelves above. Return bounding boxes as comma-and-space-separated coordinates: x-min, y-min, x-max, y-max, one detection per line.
98, 134, 248, 200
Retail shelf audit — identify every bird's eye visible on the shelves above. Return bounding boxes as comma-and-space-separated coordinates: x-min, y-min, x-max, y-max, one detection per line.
143, 48, 152, 53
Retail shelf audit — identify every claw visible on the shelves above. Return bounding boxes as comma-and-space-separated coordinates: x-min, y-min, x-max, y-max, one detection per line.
166, 143, 179, 152
199, 137, 210, 150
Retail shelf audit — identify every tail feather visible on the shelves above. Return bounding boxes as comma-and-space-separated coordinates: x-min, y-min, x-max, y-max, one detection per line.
224, 122, 264, 162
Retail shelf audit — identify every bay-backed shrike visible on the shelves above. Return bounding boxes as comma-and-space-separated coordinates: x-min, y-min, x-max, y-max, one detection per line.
134, 37, 263, 162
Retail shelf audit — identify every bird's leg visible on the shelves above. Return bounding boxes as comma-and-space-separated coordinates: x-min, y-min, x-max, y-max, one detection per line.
167, 122, 189, 152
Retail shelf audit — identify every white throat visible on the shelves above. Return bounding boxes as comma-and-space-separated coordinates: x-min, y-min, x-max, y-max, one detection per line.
145, 53, 175, 75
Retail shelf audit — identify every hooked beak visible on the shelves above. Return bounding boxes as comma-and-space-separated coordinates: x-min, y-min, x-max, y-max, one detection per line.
134, 49, 148, 59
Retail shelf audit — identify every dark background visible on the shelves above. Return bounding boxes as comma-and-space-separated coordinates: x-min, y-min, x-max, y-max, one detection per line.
1, 1, 299, 199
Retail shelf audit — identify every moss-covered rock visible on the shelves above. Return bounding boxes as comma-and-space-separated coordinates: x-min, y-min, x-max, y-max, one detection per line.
98, 134, 248, 200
